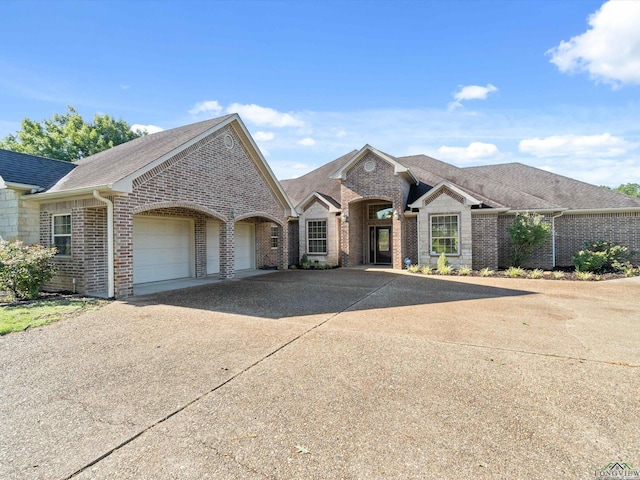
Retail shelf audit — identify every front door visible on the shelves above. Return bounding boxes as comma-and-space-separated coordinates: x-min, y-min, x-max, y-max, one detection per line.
370, 226, 392, 264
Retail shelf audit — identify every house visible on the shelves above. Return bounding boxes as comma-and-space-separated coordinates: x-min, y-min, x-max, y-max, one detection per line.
281, 145, 640, 270
0, 114, 295, 298
0, 150, 75, 244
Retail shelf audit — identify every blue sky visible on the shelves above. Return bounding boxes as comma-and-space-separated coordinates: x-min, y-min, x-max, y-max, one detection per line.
1, 0, 639, 186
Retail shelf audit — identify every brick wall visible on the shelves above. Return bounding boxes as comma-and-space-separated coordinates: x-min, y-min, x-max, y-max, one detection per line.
471, 213, 498, 269
403, 215, 418, 266
555, 212, 640, 267
340, 152, 412, 268
288, 219, 299, 266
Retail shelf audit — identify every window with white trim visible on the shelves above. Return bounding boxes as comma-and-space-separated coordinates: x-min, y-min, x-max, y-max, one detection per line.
52, 214, 72, 256
270, 226, 279, 249
307, 220, 327, 254
431, 214, 459, 255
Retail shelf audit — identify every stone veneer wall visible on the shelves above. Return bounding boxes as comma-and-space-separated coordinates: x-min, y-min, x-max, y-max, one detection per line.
0, 188, 40, 244
298, 199, 340, 266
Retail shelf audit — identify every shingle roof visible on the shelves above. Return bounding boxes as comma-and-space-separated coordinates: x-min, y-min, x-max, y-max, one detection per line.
0, 149, 76, 191
280, 150, 356, 206
466, 162, 640, 209
47, 115, 234, 193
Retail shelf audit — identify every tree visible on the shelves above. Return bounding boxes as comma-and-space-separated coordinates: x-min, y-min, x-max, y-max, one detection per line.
0, 106, 145, 162
508, 212, 551, 267
612, 183, 640, 198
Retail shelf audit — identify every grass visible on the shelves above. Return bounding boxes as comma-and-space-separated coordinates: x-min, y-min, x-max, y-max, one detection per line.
0, 296, 109, 336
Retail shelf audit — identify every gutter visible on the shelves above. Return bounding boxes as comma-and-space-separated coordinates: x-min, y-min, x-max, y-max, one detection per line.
93, 190, 115, 298
22, 184, 124, 202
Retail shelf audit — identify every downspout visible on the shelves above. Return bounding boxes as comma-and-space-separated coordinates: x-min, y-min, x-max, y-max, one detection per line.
93, 190, 115, 298
551, 212, 564, 268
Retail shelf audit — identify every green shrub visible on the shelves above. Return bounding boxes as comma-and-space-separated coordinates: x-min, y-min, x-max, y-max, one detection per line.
479, 267, 495, 277
457, 266, 472, 276
624, 266, 640, 277
300, 253, 311, 270
529, 268, 545, 279
437, 264, 454, 275
407, 264, 420, 273
572, 241, 635, 273
504, 266, 526, 278
0, 240, 57, 300
508, 213, 551, 267
437, 253, 449, 271
420, 265, 433, 275
552, 270, 565, 280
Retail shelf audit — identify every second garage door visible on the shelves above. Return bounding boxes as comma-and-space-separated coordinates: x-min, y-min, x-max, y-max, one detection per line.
133, 216, 191, 284
235, 223, 255, 270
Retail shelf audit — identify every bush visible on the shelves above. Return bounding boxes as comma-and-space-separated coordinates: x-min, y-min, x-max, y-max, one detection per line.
572, 241, 635, 273
437, 253, 449, 271
552, 270, 565, 280
575, 270, 595, 281
420, 265, 433, 275
508, 213, 551, 267
0, 240, 57, 300
437, 264, 454, 275
407, 264, 420, 273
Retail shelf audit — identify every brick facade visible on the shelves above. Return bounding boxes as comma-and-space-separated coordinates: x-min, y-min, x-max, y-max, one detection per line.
38, 123, 290, 298
340, 153, 411, 269
471, 213, 498, 270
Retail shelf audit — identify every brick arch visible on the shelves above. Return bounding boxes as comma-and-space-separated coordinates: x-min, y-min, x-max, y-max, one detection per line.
132, 201, 227, 222
348, 195, 394, 206
234, 211, 284, 226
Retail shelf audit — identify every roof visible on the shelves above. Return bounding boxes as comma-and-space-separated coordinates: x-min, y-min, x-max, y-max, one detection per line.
282, 147, 640, 212
46, 115, 234, 193
0, 149, 76, 191
280, 150, 355, 206
466, 163, 640, 210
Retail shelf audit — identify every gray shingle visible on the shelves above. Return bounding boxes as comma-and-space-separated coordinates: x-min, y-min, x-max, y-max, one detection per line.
46, 115, 234, 193
0, 149, 76, 191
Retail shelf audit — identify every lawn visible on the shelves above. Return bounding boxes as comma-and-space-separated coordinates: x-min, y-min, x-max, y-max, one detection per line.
0, 296, 110, 335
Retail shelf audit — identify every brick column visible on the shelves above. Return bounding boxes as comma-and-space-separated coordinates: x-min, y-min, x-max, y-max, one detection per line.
340, 204, 350, 267
113, 197, 134, 298
392, 209, 403, 269
279, 221, 289, 270
219, 221, 235, 279
194, 216, 206, 278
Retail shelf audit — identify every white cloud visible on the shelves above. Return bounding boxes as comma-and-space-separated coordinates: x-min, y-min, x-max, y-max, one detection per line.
437, 142, 500, 162
189, 100, 223, 115
518, 133, 637, 158
547, 0, 640, 86
449, 84, 498, 109
131, 124, 164, 134
297, 137, 316, 146
254, 131, 275, 141
226, 103, 304, 127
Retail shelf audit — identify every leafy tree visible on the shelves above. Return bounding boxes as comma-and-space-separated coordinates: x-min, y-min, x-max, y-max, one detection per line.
0, 106, 145, 162
508, 212, 551, 267
613, 183, 640, 198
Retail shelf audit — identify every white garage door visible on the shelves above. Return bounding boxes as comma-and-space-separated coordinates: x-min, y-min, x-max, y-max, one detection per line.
206, 221, 220, 275
133, 217, 191, 284
235, 223, 255, 270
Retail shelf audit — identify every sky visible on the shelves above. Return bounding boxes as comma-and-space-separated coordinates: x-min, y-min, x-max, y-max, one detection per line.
1, 0, 639, 186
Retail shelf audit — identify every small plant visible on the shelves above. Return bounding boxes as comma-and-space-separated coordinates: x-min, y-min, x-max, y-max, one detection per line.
479, 267, 495, 277
575, 270, 595, 281
508, 212, 551, 267
420, 265, 433, 275
504, 266, 526, 278
300, 253, 311, 270
623, 266, 640, 277
407, 264, 420, 273
0, 240, 57, 301
529, 268, 545, 279
437, 264, 454, 275
572, 241, 635, 273
552, 270, 565, 280
437, 252, 449, 270
457, 265, 472, 276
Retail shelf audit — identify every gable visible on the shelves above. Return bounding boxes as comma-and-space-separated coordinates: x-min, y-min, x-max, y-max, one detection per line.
408, 181, 481, 210
331, 145, 418, 184
423, 187, 466, 207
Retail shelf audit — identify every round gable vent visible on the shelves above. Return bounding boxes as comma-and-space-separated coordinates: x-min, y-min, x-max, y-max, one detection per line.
364, 160, 376, 172
224, 134, 235, 149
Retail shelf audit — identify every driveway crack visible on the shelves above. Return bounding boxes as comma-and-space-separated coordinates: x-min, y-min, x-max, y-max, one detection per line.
61, 275, 399, 479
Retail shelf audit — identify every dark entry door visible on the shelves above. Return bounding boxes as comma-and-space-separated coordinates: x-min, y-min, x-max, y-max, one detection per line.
374, 226, 392, 264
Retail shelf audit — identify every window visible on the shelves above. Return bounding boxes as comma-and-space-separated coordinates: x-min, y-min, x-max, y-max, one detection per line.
431, 215, 459, 255
307, 220, 327, 254
52, 214, 72, 256
368, 203, 393, 220
270, 226, 279, 249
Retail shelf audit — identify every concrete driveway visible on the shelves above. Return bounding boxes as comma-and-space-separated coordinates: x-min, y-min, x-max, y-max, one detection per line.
1, 269, 638, 479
